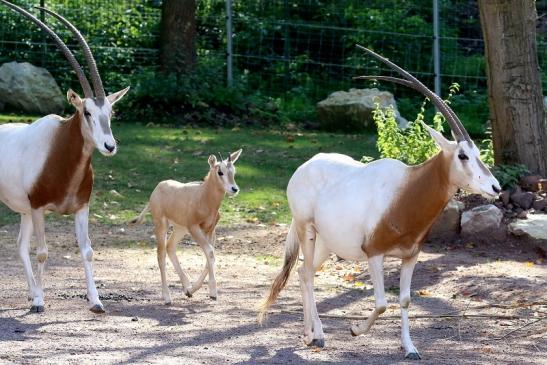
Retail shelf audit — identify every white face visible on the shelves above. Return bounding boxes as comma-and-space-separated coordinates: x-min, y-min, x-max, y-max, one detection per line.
209, 149, 242, 196
450, 141, 501, 198
68, 87, 129, 157
426, 125, 501, 198
82, 98, 117, 156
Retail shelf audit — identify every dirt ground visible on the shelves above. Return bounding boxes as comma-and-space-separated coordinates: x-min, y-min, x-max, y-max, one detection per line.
0, 221, 545, 365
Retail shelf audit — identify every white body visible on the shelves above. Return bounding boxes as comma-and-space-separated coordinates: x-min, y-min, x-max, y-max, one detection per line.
260, 140, 500, 359
0, 117, 58, 213
289, 153, 408, 262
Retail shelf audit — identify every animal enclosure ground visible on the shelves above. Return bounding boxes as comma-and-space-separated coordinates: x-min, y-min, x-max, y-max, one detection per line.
0, 221, 545, 364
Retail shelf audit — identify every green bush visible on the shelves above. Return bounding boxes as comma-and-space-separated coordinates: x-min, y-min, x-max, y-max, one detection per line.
492, 164, 530, 190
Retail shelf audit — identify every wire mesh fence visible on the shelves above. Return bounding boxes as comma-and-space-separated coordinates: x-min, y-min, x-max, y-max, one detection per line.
0, 0, 545, 101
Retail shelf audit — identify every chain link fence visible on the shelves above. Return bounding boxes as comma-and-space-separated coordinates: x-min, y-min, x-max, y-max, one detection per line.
0, 0, 545, 100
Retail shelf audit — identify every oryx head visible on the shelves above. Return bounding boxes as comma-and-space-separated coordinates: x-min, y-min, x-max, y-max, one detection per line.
208, 149, 243, 196
356, 45, 501, 198
1, 1, 129, 156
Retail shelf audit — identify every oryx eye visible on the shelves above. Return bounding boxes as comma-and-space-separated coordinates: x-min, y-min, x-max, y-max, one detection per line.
84, 110, 91, 117
218, 170, 224, 176
458, 152, 469, 161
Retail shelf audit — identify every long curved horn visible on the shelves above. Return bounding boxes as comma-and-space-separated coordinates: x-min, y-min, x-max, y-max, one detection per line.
0, 0, 93, 98
36, 6, 105, 98
356, 45, 471, 142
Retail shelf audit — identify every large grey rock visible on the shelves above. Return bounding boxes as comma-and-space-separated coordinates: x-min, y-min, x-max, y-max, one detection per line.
0, 61, 64, 114
428, 199, 464, 240
508, 214, 547, 240
316, 88, 408, 131
461, 204, 503, 236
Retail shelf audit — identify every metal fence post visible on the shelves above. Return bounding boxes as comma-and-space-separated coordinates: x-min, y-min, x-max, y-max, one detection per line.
226, 0, 233, 88
433, 0, 441, 97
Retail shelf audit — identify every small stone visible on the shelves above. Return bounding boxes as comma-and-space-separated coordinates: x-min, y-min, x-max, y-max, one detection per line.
131, 317, 139, 322
500, 190, 511, 206
532, 198, 547, 212
517, 210, 528, 219
519, 175, 543, 192
510, 191, 535, 210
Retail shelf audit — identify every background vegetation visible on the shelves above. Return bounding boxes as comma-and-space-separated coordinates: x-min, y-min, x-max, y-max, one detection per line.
0, 1, 545, 136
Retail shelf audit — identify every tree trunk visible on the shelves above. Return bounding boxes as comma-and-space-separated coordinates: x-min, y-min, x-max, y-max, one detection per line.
478, 0, 546, 175
159, 0, 197, 74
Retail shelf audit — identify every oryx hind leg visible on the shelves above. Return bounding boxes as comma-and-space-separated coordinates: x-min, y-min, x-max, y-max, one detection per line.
351, 254, 386, 336
17, 213, 40, 312
297, 222, 325, 347
153, 216, 171, 304
30, 209, 47, 313
166, 225, 194, 298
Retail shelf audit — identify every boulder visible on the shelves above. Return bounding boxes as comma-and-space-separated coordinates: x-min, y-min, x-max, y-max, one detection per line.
316, 88, 408, 132
510, 191, 535, 210
461, 204, 503, 236
428, 199, 464, 240
508, 214, 547, 240
0, 61, 64, 114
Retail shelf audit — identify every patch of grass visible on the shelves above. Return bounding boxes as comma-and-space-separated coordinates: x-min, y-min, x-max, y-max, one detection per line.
0, 116, 377, 227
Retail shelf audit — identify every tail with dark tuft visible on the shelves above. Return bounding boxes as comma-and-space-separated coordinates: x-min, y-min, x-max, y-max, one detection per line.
129, 203, 150, 225
257, 219, 300, 324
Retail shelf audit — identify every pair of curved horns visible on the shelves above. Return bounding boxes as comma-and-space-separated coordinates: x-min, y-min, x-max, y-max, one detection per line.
0, 1, 105, 98
354, 44, 471, 142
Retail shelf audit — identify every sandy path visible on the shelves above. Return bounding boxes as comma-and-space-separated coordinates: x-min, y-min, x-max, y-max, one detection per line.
0, 221, 545, 364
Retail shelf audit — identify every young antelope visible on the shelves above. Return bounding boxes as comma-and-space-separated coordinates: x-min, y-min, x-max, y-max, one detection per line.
132, 149, 242, 302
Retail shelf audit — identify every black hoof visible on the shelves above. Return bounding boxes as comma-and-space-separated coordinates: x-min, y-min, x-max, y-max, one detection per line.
307, 338, 325, 348
89, 304, 105, 314
405, 352, 421, 360
30, 305, 44, 313
209, 296, 217, 301
185, 291, 193, 298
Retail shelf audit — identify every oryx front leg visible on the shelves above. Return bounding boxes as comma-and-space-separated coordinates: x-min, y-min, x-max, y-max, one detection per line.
400, 254, 420, 360
351, 255, 386, 336
75, 206, 104, 313
17, 214, 41, 312
30, 209, 47, 312
189, 226, 217, 300
166, 226, 194, 298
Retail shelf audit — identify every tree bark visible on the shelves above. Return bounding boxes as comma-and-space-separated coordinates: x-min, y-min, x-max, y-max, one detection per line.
478, 0, 546, 175
159, 0, 197, 74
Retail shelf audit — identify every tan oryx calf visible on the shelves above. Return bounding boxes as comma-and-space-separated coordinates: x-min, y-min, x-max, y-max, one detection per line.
259, 47, 501, 360
132, 149, 242, 302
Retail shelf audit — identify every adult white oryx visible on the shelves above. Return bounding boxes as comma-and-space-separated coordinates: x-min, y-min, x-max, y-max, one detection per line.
259, 46, 501, 359
0, 1, 129, 313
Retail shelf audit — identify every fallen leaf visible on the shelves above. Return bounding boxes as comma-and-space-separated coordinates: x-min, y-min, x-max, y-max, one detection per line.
417, 289, 432, 297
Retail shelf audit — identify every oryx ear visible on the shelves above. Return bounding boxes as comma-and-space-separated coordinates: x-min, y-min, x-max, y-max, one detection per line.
424, 124, 451, 150
208, 154, 217, 168
67, 89, 83, 109
107, 86, 130, 106
229, 149, 242, 164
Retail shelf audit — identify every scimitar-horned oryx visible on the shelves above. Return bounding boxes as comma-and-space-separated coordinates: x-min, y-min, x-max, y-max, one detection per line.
0, 1, 129, 313
259, 46, 500, 360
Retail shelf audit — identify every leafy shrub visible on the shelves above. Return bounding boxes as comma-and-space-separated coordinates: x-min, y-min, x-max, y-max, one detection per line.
492, 164, 531, 190
371, 83, 496, 167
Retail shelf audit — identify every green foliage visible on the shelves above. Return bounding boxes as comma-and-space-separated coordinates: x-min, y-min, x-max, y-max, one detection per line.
373, 83, 496, 166
373, 103, 441, 165
492, 164, 530, 190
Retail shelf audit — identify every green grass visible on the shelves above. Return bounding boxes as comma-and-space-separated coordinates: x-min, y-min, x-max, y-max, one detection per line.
0, 115, 377, 227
